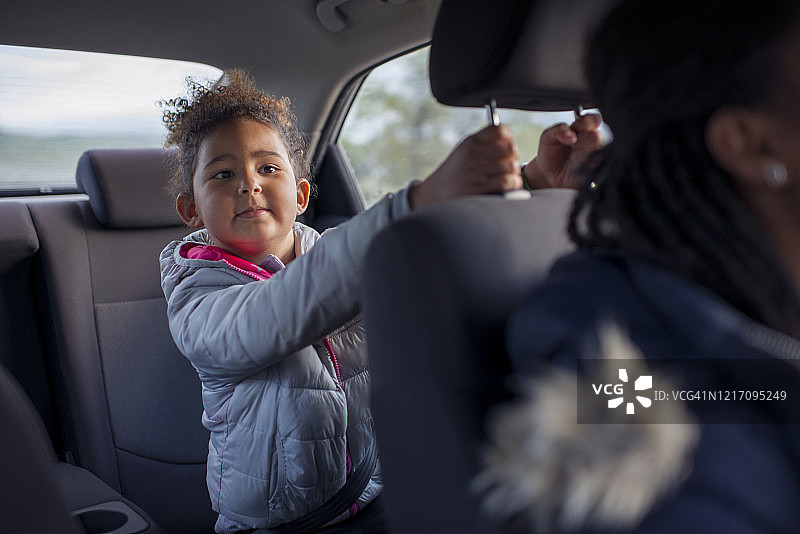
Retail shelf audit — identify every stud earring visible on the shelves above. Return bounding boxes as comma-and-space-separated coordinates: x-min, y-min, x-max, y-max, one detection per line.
764, 163, 788, 188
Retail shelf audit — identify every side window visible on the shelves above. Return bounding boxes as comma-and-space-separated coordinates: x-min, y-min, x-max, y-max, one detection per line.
0, 45, 222, 195
338, 47, 576, 207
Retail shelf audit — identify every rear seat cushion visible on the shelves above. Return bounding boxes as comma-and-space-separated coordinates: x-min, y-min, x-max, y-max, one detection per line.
76, 148, 182, 229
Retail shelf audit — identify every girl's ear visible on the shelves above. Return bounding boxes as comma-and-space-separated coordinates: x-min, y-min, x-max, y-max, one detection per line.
296, 179, 311, 215
176, 193, 204, 228
706, 106, 775, 190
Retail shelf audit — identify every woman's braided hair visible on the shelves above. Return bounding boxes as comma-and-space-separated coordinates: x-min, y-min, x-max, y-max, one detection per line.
161, 68, 309, 199
569, 0, 800, 336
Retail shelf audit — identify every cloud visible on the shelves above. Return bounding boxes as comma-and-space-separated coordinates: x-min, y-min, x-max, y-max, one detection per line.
0, 45, 222, 136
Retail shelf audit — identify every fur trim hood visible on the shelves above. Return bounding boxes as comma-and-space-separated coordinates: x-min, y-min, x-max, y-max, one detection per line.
476, 325, 699, 533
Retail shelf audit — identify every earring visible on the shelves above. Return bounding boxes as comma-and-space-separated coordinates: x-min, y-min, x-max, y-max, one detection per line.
764, 162, 788, 188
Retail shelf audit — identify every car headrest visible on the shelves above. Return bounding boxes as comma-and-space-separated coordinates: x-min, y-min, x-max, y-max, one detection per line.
429, 0, 617, 112
76, 148, 183, 229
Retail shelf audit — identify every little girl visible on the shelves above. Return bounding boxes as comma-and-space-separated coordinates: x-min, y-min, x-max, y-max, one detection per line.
158, 69, 522, 533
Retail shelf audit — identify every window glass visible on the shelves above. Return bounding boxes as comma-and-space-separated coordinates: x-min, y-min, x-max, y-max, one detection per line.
0, 45, 222, 194
339, 47, 578, 207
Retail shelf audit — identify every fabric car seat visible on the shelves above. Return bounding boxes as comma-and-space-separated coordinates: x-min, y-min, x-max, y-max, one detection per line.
28, 148, 217, 534
0, 199, 166, 533
363, 192, 576, 533
362, 0, 616, 531
0, 361, 84, 534
0, 361, 163, 534
0, 201, 61, 446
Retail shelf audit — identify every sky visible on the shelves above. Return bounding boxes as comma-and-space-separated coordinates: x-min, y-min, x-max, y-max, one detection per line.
1, 43, 592, 140
0, 43, 607, 189
0, 45, 222, 136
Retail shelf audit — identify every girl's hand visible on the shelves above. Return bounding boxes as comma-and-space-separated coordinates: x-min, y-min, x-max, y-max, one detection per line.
409, 125, 521, 210
523, 113, 604, 190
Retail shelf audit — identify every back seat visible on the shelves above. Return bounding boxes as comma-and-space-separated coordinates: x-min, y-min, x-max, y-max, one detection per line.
0, 201, 59, 443
0, 361, 83, 534
363, 191, 576, 534
0, 148, 218, 533
0, 197, 167, 531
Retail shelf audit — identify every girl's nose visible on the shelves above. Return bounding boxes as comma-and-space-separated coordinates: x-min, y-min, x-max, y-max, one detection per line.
239, 176, 262, 194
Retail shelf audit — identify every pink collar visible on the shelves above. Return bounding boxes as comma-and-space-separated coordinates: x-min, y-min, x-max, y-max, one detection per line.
181, 244, 273, 281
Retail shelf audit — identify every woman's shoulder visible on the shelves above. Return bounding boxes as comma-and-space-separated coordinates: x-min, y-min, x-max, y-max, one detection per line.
507, 251, 647, 358
506, 250, 725, 371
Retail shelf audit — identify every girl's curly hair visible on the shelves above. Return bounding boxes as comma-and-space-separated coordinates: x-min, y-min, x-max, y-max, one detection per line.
161, 68, 309, 199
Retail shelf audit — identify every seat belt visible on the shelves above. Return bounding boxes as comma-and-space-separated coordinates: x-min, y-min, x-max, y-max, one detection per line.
275, 438, 378, 533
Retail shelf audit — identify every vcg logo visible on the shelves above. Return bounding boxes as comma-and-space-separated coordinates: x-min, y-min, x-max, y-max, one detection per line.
592, 368, 653, 414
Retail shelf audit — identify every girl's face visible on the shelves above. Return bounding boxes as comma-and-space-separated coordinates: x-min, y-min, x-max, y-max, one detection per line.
177, 118, 310, 265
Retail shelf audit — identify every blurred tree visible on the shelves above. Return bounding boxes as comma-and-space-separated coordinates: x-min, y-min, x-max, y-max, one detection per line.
339, 47, 568, 206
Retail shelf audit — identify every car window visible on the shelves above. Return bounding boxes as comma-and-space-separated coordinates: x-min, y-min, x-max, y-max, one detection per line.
338, 46, 577, 207
0, 45, 222, 195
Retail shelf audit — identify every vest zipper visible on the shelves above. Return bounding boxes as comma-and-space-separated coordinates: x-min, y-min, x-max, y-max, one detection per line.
220, 259, 271, 281
323, 336, 360, 517
218, 257, 361, 516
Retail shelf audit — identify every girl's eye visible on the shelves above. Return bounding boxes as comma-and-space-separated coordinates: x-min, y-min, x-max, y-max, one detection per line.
213, 170, 233, 180
260, 164, 278, 174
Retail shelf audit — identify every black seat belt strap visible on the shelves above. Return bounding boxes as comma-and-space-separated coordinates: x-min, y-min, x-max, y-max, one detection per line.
275, 438, 378, 533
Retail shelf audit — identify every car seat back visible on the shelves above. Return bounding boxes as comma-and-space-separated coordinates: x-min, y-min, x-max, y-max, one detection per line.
28, 148, 217, 534
0, 362, 84, 534
0, 201, 66, 444
363, 191, 576, 533
362, 0, 620, 530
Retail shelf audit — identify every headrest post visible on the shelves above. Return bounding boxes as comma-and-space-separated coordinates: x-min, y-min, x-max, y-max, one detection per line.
485, 98, 500, 126
573, 104, 584, 121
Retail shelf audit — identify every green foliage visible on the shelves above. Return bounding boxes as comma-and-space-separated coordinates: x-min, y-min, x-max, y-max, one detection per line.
339, 48, 562, 206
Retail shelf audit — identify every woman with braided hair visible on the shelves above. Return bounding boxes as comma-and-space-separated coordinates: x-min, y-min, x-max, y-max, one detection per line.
478, 1, 800, 532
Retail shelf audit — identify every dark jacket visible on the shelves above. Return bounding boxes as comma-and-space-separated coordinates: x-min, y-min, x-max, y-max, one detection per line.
486, 250, 800, 534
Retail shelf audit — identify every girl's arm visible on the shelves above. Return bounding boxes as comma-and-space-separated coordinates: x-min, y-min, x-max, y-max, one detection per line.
164, 189, 408, 381
165, 124, 521, 380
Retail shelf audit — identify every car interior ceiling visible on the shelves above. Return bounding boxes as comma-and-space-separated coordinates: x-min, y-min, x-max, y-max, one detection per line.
0, 0, 443, 136
0, 0, 614, 533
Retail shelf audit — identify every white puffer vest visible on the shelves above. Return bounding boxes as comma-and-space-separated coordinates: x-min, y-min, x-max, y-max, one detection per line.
159, 190, 410, 530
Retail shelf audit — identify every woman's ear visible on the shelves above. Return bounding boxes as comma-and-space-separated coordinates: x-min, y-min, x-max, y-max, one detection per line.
176, 193, 204, 228
706, 107, 775, 190
296, 179, 311, 215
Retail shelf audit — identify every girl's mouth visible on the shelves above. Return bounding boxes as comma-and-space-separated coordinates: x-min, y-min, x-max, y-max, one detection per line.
236, 206, 269, 218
